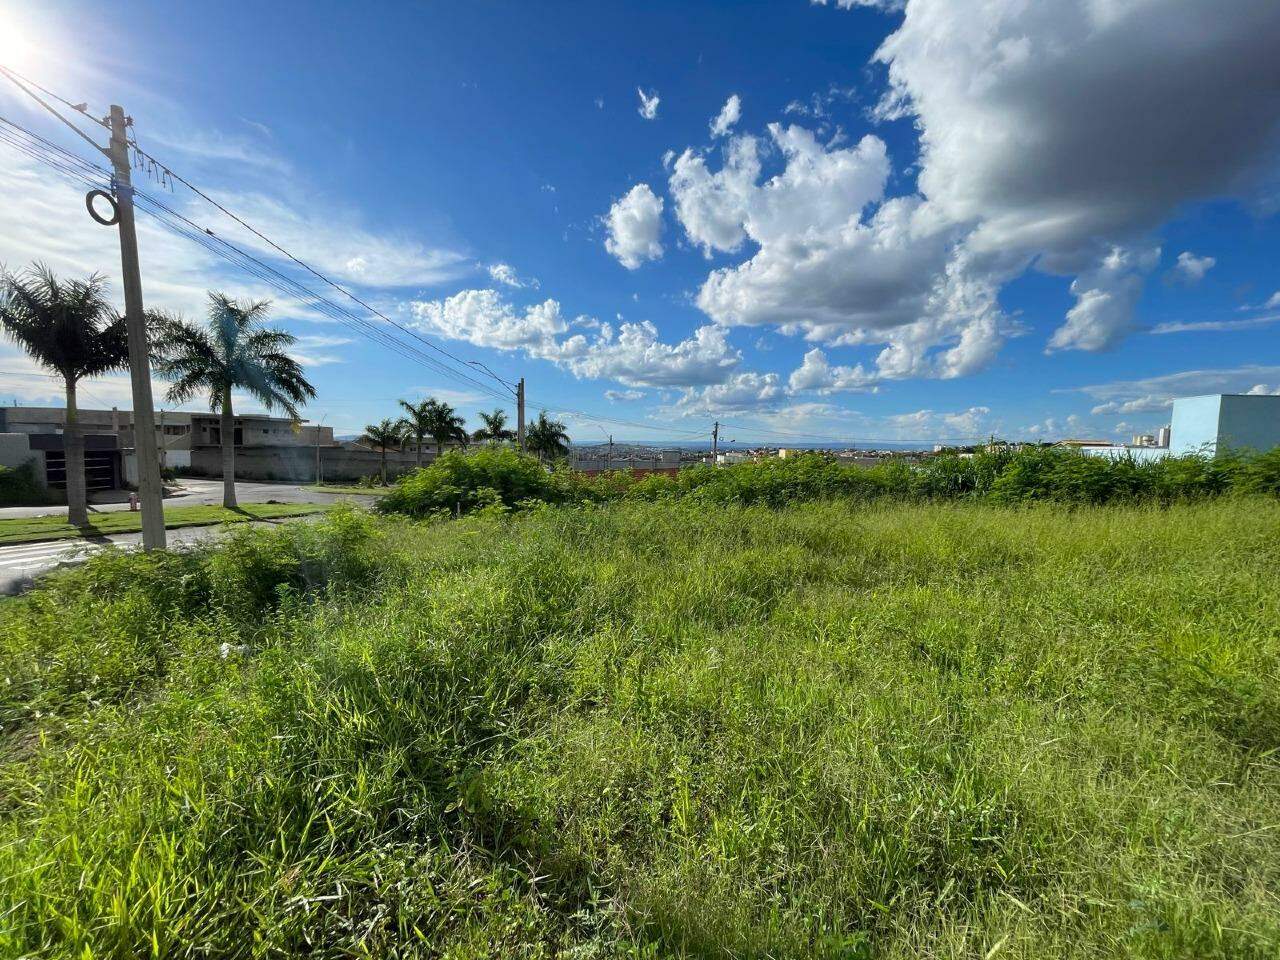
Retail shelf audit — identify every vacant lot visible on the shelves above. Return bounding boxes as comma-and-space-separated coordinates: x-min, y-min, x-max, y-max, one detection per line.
1, 500, 1277, 958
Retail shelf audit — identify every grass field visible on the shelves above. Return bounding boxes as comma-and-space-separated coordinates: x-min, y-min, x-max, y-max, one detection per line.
302, 483, 391, 496
0, 502, 332, 545
1, 499, 1278, 957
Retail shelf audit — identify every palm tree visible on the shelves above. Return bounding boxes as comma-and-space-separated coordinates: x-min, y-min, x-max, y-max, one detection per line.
423, 398, 468, 456
0, 264, 130, 526
361, 418, 404, 485
526, 410, 570, 463
472, 408, 515, 445
396, 398, 433, 466
151, 293, 315, 509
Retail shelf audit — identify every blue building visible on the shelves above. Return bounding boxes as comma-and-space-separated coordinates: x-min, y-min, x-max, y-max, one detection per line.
1170, 394, 1280, 456
1080, 393, 1280, 461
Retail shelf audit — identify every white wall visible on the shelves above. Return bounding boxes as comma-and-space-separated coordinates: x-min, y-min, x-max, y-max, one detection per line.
0, 432, 34, 468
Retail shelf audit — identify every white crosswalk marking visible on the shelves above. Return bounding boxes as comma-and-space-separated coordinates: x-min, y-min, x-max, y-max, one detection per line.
0, 541, 103, 569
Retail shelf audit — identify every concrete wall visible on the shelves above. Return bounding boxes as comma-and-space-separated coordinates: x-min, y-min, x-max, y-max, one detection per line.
1217, 395, 1280, 453
124, 449, 188, 485
1169, 395, 1223, 455
1170, 394, 1280, 455
573, 454, 683, 472
0, 433, 45, 483
189, 445, 430, 483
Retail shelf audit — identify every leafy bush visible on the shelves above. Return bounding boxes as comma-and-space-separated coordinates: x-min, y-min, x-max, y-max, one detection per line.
378, 447, 559, 517
376, 445, 1280, 523
0, 459, 53, 506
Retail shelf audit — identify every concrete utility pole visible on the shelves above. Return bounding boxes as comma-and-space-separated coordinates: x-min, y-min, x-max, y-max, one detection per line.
608, 433, 613, 468
711, 420, 719, 461
107, 105, 166, 549
516, 377, 526, 452
315, 414, 327, 485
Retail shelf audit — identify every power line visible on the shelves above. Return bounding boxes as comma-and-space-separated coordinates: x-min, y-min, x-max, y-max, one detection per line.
0, 65, 108, 154
128, 185, 516, 405
0, 108, 513, 406
0, 64, 108, 129
0, 115, 512, 405
0, 67, 519, 403
122, 138, 518, 398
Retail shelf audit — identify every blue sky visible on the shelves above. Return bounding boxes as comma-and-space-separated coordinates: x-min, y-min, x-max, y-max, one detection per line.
2, 0, 1279, 445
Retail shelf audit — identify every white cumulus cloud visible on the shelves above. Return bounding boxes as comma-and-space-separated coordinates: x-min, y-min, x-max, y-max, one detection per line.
1047, 245, 1161, 353
604, 184, 665, 269
667, 372, 785, 417
604, 389, 645, 402
408, 289, 742, 391
669, 0, 1280, 383
1173, 251, 1216, 283
710, 94, 742, 138
787, 348, 876, 394
871, 0, 1280, 352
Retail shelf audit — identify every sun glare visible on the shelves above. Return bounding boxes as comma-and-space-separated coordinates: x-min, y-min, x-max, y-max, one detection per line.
0, 6, 56, 79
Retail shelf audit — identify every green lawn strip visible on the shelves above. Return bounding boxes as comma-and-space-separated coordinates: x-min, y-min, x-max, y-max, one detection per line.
0, 503, 332, 545
300, 484, 389, 496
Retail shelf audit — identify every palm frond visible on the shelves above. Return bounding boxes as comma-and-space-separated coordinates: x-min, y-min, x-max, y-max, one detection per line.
0, 263, 128, 383
152, 295, 314, 419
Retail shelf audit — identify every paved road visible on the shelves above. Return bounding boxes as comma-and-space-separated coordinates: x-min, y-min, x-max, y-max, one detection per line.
0, 479, 378, 521
0, 515, 327, 595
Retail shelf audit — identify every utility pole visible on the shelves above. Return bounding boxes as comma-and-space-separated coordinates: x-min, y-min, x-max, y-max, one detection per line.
107, 105, 166, 549
516, 377, 526, 452
608, 433, 613, 469
711, 420, 719, 461
315, 414, 327, 485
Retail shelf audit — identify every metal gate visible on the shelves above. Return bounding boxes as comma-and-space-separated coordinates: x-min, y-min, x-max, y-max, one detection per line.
43, 450, 119, 491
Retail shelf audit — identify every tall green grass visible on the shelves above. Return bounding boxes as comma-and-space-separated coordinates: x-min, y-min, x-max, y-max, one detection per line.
1, 499, 1278, 957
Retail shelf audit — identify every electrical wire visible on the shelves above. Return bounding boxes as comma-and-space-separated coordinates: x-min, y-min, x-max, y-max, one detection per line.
0, 115, 510, 403
123, 139, 518, 397
0, 65, 108, 154
0, 64, 108, 128
128, 185, 516, 405
0, 71, 519, 402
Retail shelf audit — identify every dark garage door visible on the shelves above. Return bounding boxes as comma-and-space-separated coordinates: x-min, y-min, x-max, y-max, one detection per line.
44, 450, 119, 491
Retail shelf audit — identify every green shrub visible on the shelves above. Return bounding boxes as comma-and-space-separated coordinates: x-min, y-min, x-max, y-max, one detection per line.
0, 459, 52, 506
378, 447, 559, 517
375, 446, 1280, 524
